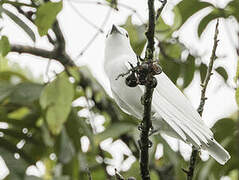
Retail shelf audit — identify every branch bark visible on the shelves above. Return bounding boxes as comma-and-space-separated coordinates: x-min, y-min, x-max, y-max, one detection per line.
139, 0, 156, 180
186, 19, 220, 180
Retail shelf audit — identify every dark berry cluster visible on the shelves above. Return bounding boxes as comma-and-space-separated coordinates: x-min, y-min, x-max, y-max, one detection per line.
125, 61, 162, 88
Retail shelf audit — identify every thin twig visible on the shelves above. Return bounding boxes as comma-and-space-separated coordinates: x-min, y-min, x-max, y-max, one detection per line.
69, 0, 145, 24
76, 8, 112, 58
67, 0, 104, 33
115, 169, 125, 180
186, 19, 220, 180
156, 0, 167, 21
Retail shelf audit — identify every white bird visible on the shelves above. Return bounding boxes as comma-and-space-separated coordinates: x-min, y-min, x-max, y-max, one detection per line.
104, 24, 230, 165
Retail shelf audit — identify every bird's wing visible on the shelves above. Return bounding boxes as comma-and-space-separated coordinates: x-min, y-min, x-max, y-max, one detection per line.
152, 72, 230, 164
124, 61, 230, 164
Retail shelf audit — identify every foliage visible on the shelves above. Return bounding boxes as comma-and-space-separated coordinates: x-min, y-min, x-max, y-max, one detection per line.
0, 0, 238, 179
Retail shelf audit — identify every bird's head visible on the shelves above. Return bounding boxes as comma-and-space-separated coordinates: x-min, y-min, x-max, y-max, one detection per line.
105, 25, 135, 61
106, 24, 129, 40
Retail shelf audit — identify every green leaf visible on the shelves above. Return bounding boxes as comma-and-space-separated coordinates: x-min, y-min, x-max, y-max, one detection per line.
121, 16, 146, 55
182, 55, 195, 88
96, 122, 135, 143
198, 8, 227, 37
0, 148, 28, 180
57, 128, 75, 164
10, 82, 43, 104
177, 0, 212, 27
40, 73, 74, 135
227, 0, 239, 22
1, 8, 36, 42
65, 109, 84, 151
199, 63, 207, 83
215, 66, 228, 81
160, 57, 180, 84
0, 36, 10, 57
166, 43, 183, 59
0, 81, 14, 101
35, 1, 63, 36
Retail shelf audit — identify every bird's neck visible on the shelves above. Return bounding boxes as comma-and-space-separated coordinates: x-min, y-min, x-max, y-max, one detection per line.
104, 37, 135, 62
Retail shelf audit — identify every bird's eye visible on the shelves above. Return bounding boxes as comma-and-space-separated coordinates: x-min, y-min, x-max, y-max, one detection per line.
126, 33, 129, 38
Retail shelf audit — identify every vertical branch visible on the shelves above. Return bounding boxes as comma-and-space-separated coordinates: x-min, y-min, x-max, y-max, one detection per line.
186, 19, 220, 180
145, 0, 155, 60
139, 0, 156, 180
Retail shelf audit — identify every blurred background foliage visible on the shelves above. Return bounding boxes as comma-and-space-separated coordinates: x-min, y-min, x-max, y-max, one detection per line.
0, 0, 239, 179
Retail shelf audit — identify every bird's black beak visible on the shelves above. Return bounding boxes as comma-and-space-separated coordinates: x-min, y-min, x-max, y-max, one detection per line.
110, 24, 122, 35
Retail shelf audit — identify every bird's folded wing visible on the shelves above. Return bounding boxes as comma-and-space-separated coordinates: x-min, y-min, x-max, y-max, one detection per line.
153, 72, 214, 145
125, 62, 230, 164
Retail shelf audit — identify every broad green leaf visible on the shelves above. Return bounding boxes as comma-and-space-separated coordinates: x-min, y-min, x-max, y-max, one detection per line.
159, 56, 180, 84
2, 8, 36, 42
164, 43, 183, 59
176, 0, 212, 27
0, 148, 28, 180
215, 66, 228, 82
65, 110, 82, 151
96, 122, 135, 143
0, 81, 14, 101
198, 8, 227, 37
10, 82, 43, 104
91, 168, 106, 180
35, 1, 63, 36
61, 154, 79, 180
227, 0, 239, 22
8, 107, 29, 120
121, 16, 146, 55
66, 109, 94, 150
57, 128, 75, 164
40, 73, 74, 135
182, 55, 195, 88
199, 63, 207, 83
0, 36, 10, 57
0, 139, 34, 164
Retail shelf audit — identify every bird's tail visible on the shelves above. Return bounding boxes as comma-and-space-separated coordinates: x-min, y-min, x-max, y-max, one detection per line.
202, 139, 230, 165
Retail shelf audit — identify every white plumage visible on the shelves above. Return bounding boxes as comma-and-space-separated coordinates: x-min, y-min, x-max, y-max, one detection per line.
104, 25, 230, 164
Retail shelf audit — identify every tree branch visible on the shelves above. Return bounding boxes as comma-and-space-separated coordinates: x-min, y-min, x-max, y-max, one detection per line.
139, 0, 157, 180
10, 44, 75, 66
186, 19, 220, 180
